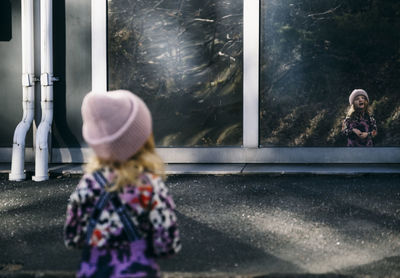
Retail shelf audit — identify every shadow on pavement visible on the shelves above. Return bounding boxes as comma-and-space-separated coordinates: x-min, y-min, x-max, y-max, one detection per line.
340, 255, 400, 277
159, 212, 303, 274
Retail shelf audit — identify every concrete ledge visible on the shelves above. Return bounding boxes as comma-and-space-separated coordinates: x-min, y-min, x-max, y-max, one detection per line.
165, 164, 245, 174
0, 271, 353, 278
242, 163, 400, 175
1, 163, 400, 176
2, 147, 399, 164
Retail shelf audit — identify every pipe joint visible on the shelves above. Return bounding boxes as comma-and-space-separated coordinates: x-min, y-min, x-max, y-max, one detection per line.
23, 100, 35, 109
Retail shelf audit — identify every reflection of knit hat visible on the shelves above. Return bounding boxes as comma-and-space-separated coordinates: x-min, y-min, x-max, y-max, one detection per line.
82, 90, 152, 162
349, 89, 369, 105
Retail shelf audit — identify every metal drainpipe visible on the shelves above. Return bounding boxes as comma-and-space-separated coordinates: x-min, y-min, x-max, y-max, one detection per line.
9, 0, 36, 181
33, 0, 56, 181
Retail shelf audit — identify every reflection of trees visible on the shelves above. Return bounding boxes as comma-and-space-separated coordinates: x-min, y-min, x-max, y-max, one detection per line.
108, 0, 243, 146
260, 0, 400, 146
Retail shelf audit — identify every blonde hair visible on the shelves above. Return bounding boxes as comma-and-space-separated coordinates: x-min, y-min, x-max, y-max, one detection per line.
346, 101, 373, 118
85, 134, 165, 191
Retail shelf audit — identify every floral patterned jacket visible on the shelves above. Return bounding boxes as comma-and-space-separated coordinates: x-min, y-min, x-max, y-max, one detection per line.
342, 113, 377, 147
64, 169, 181, 257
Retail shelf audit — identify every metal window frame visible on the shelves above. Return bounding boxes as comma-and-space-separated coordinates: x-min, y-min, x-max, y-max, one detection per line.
82, 0, 400, 164
243, 0, 259, 148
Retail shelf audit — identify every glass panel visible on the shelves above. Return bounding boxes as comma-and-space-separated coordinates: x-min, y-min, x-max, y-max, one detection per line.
260, 0, 400, 147
108, 0, 243, 147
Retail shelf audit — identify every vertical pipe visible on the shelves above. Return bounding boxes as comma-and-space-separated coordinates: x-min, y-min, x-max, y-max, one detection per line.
9, 0, 35, 181
33, 0, 53, 181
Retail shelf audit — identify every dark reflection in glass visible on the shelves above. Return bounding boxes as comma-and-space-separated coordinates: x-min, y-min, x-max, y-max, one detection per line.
108, 0, 243, 147
260, 0, 400, 146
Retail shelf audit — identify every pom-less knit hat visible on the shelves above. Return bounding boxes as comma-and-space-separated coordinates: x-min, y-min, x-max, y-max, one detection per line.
349, 89, 369, 105
81, 90, 152, 162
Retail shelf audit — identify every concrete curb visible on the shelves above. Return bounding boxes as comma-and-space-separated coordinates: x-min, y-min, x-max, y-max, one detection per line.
0, 271, 356, 278
1, 163, 400, 176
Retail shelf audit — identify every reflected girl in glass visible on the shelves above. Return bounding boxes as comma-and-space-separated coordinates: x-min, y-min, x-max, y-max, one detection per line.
342, 89, 377, 147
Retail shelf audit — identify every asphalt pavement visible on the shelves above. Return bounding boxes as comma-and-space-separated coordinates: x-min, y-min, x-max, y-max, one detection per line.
0, 173, 399, 278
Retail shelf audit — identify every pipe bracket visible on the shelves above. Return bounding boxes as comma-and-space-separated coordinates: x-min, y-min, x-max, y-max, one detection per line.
40, 73, 59, 86
22, 73, 36, 87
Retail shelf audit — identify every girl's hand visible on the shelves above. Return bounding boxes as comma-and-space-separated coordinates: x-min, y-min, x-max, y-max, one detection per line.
371, 130, 377, 137
359, 132, 368, 139
352, 128, 362, 137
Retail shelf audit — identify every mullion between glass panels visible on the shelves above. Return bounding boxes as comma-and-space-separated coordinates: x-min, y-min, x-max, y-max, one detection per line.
243, 0, 260, 148
91, 0, 107, 92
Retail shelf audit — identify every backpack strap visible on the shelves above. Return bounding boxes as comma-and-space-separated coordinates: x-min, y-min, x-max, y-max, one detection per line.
141, 173, 155, 209
92, 170, 142, 242
85, 190, 110, 245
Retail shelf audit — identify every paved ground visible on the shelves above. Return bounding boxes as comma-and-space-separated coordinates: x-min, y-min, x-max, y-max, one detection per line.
0, 173, 399, 277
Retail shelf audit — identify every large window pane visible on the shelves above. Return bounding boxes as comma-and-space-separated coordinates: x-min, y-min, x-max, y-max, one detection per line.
108, 0, 243, 147
260, 0, 400, 146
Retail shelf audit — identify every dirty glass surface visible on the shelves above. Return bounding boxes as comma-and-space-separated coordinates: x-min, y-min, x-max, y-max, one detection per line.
260, 0, 400, 147
108, 0, 243, 147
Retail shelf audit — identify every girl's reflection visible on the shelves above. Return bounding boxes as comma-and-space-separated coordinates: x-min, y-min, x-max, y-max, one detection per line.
342, 89, 377, 147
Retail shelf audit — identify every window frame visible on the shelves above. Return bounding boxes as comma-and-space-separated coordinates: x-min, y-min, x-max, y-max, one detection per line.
86, 0, 400, 164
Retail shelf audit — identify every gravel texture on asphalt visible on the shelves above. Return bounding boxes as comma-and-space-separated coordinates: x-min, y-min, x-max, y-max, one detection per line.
0, 174, 399, 277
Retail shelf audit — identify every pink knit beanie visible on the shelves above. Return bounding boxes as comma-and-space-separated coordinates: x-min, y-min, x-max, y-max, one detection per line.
349, 89, 369, 105
81, 90, 152, 162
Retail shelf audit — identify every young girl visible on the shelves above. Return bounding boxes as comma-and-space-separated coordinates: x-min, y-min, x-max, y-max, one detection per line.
64, 90, 181, 278
342, 89, 378, 147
